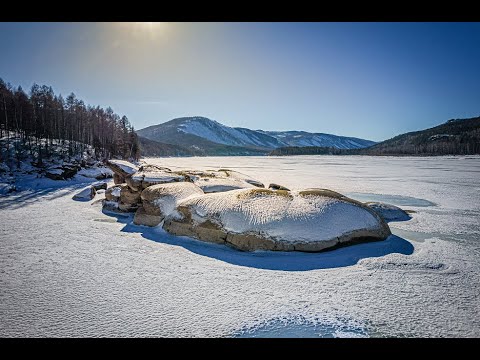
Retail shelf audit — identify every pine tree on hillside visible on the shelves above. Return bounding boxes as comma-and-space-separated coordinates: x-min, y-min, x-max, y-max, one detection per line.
0, 77, 140, 164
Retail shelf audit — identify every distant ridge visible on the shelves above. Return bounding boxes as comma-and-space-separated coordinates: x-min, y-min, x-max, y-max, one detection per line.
137, 116, 375, 156
268, 116, 480, 156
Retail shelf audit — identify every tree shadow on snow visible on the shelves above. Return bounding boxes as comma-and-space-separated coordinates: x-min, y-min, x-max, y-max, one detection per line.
106, 211, 414, 271
0, 181, 92, 210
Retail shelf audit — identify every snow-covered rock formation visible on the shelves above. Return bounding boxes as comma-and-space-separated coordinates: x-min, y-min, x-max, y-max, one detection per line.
106, 159, 139, 184
101, 159, 394, 252
134, 182, 204, 227
72, 186, 96, 201
163, 188, 391, 252
180, 169, 264, 193
126, 164, 186, 191
365, 202, 412, 222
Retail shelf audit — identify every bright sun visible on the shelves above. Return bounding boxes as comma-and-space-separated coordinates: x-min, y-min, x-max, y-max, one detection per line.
116, 22, 168, 42
134, 22, 164, 34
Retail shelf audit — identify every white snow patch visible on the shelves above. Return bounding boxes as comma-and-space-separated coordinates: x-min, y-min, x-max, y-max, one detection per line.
111, 187, 121, 198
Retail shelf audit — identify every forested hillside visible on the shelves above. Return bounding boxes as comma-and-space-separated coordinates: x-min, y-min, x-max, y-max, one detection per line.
138, 136, 197, 157
0, 78, 140, 165
270, 117, 480, 156
357, 117, 480, 155
269, 146, 342, 156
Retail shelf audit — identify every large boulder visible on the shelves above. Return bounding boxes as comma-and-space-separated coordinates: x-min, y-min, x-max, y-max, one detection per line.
45, 164, 79, 180
72, 186, 96, 201
269, 183, 290, 191
163, 188, 391, 252
105, 185, 122, 201
103, 184, 140, 212
61, 164, 80, 179
92, 181, 108, 191
217, 169, 264, 188
77, 166, 114, 180
178, 169, 264, 193
106, 159, 139, 179
365, 202, 412, 222
126, 164, 185, 191
118, 184, 141, 212
102, 199, 121, 212
140, 182, 204, 221
113, 173, 125, 185
133, 206, 162, 227
45, 168, 64, 180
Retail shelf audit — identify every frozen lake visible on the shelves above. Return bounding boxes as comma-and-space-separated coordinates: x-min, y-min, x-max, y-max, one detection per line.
1, 155, 479, 337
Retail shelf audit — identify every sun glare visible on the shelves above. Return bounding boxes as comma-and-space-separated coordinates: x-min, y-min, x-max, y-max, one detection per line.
133, 22, 164, 36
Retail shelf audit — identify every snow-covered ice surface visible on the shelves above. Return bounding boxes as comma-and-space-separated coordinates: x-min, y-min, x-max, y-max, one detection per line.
1, 155, 479, 337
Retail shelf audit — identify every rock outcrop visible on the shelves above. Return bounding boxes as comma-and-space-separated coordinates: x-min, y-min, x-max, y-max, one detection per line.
77, 165, 113, 180
105, 186, 121, 202
45, 164, 80, 180
126, 164, 186, 192
268, 183, 290, 191
164, 188, 391, 252
92, 181, 108, 191
113, 173, 125, 185
105, 159, 139, 185
106, 159, 139, 178
133, 182, 204, 226
365, 202, 412, 222
119, 184, 141, 212
133, 206, 162, 227
98, 160, 395, 253
73, 186, 96, 201
178, 169, 264, 193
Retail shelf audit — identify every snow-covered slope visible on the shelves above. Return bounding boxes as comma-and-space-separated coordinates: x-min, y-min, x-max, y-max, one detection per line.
137, 117, 375, 151
176, 117, 283, 148
258, 130, 376, 149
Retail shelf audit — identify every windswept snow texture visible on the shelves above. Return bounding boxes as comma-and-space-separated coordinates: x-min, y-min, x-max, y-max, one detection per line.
1, 155, 480, 337
179, 189, 382, 243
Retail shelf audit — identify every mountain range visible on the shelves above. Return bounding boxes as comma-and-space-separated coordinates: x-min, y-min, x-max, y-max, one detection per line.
137, 116, 375, 156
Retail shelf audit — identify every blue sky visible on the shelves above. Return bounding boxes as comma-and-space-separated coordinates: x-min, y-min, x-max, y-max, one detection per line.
1, 22, 479, 141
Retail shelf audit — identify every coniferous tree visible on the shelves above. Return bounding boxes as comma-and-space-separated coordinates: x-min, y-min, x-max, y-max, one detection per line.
0, 77, 140, 164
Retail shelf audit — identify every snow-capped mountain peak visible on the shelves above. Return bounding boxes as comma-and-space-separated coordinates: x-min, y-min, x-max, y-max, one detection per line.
137, 116, 376, 153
